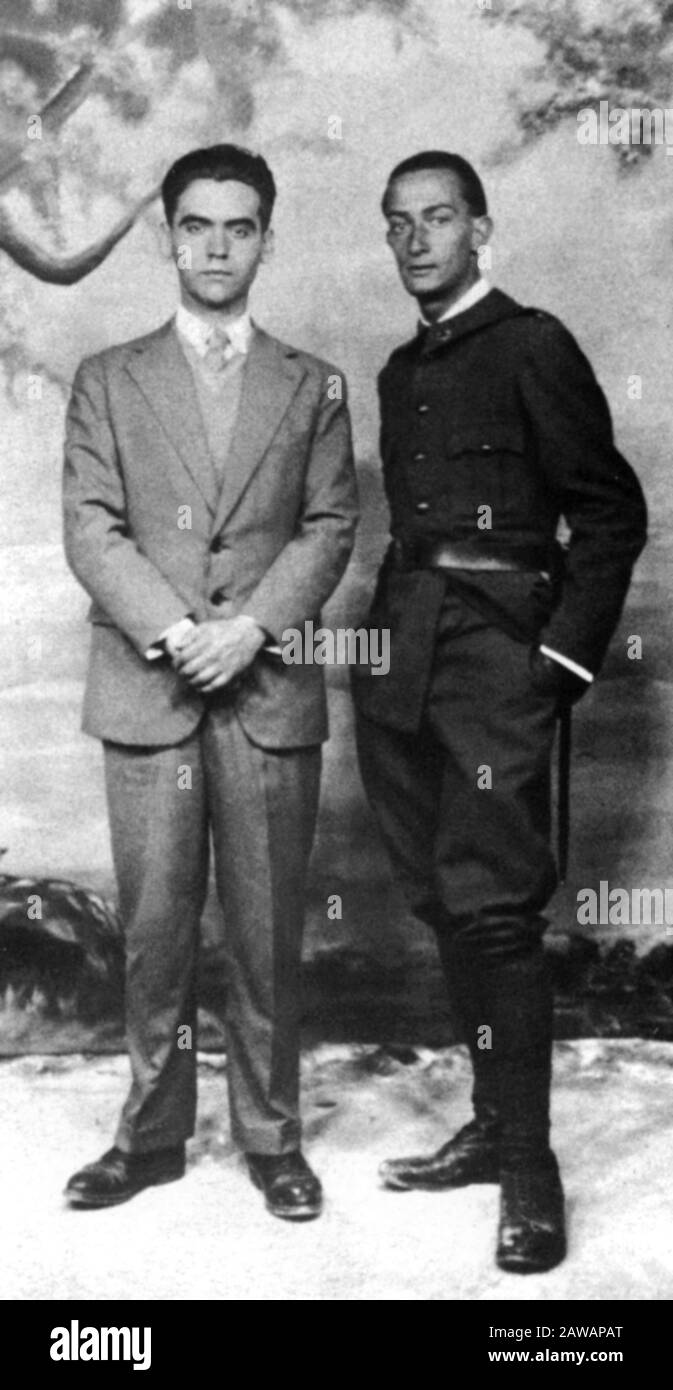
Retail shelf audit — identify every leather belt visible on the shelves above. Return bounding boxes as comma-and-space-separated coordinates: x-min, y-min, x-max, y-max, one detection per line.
391, 537, 550, 573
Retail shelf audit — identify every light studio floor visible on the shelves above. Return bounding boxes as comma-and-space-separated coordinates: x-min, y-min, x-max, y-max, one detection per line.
2, 1038, 672, 1302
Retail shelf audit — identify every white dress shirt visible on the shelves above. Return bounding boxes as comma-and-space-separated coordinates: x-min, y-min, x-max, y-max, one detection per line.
419, 275, 492, 325
175, 303, 254, 359
145, 306, 255, 660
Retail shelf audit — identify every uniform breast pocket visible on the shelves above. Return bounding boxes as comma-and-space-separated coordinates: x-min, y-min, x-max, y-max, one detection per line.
443, 428, 527, 524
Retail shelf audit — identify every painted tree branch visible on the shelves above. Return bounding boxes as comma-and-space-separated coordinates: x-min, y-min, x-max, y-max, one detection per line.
0, 8, 154, 193
0, 58, 97, 189
0, 182, 160, 284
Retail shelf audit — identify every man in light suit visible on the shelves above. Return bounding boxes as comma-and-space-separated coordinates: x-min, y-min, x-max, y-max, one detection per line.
62, 145, 358, 1219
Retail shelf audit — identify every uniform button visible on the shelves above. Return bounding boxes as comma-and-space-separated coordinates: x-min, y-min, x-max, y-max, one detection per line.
413, 452, 427, 463
210, 587, 227, 604
417, 403, 429, 414
415, 501, 430, 514
480, 443, 493, 453
210, 535, 227, 553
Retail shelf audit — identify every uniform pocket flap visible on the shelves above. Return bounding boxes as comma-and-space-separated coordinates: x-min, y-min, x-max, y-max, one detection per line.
445, 429, 525, 459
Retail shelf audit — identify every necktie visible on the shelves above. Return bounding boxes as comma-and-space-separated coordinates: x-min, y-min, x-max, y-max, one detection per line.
419, 319, 455, 356
203, 325, 233, 375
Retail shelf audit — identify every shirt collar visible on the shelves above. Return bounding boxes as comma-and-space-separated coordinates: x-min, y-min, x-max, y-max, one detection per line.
419, 276, 491, 327
175, 304, 254, 358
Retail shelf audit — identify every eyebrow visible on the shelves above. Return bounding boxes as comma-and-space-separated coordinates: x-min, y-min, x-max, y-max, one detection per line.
177, 214, 258, 229
387, 202, 457, 220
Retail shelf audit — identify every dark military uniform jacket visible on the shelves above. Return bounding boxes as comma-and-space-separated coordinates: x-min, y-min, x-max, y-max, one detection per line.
353, 287, 647, 732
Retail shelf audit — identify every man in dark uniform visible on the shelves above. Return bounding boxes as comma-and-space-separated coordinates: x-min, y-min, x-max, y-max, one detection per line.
352, 151, 646, 1273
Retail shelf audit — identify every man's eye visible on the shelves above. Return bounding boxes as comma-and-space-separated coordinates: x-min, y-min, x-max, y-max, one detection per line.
233, 227, 251, 237
429, 216, 451, 226
388, 224, 406, 237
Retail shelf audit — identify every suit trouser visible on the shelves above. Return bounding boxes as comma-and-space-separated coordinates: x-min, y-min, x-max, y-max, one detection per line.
103, 699, 321, 1156
355, 587, 559, 1160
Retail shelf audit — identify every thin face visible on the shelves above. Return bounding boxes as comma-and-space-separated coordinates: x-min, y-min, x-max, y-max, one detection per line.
166, 177, 272, 315
384, 169, 491, 307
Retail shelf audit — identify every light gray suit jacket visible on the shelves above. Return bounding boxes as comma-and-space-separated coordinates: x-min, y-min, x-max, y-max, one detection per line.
63, 318, 358, 748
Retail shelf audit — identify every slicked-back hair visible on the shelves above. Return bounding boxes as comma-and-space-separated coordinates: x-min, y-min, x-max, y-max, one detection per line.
382, 151, 488, 218
162, 144, 276, 229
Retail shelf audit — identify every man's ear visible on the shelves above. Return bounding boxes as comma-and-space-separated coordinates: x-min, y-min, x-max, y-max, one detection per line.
471, 214, 493, 255
260, 227, 275, 264
158, 220, 174, 260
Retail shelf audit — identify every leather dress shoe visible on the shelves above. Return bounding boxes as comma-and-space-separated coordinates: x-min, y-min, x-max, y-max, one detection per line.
64, 1144, 185, 1208
378, 1119, 500, 1191
246, 1150, 323, 1221
497, 1152, 566, 1274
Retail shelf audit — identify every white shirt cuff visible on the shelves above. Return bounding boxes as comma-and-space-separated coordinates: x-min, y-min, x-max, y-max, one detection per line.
146, 617, 196, 661
539, 645, 593, 683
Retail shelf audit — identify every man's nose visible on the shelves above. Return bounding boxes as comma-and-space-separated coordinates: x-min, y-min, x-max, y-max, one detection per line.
408, 226, 429, 255
208, 229, 230, 257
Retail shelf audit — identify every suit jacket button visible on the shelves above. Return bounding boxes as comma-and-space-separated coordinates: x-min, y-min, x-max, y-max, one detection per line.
413, 452, 427, 463
480, 443, 493, 453
417, 403, 429, 414
210, 587, 227, 604
415, 501, 430, 514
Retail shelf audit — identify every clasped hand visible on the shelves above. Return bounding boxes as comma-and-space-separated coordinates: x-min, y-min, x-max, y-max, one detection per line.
172, 616, 266, 693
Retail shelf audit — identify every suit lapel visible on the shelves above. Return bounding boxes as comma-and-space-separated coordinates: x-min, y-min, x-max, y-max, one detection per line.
212, 329, 306, 534
125, 320, 218, 514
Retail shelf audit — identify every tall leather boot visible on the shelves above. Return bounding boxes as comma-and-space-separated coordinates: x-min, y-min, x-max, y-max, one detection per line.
378, 925, 499, 1191
484, 937, 566, 1274
437, 930, 500, 1140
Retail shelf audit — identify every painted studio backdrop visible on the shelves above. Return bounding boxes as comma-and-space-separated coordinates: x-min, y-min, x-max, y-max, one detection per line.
1, 0, 671, 1048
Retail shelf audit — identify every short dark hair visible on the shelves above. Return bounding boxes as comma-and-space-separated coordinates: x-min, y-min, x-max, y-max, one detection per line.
382, 151, 488, 218
162, 144, 276, 229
